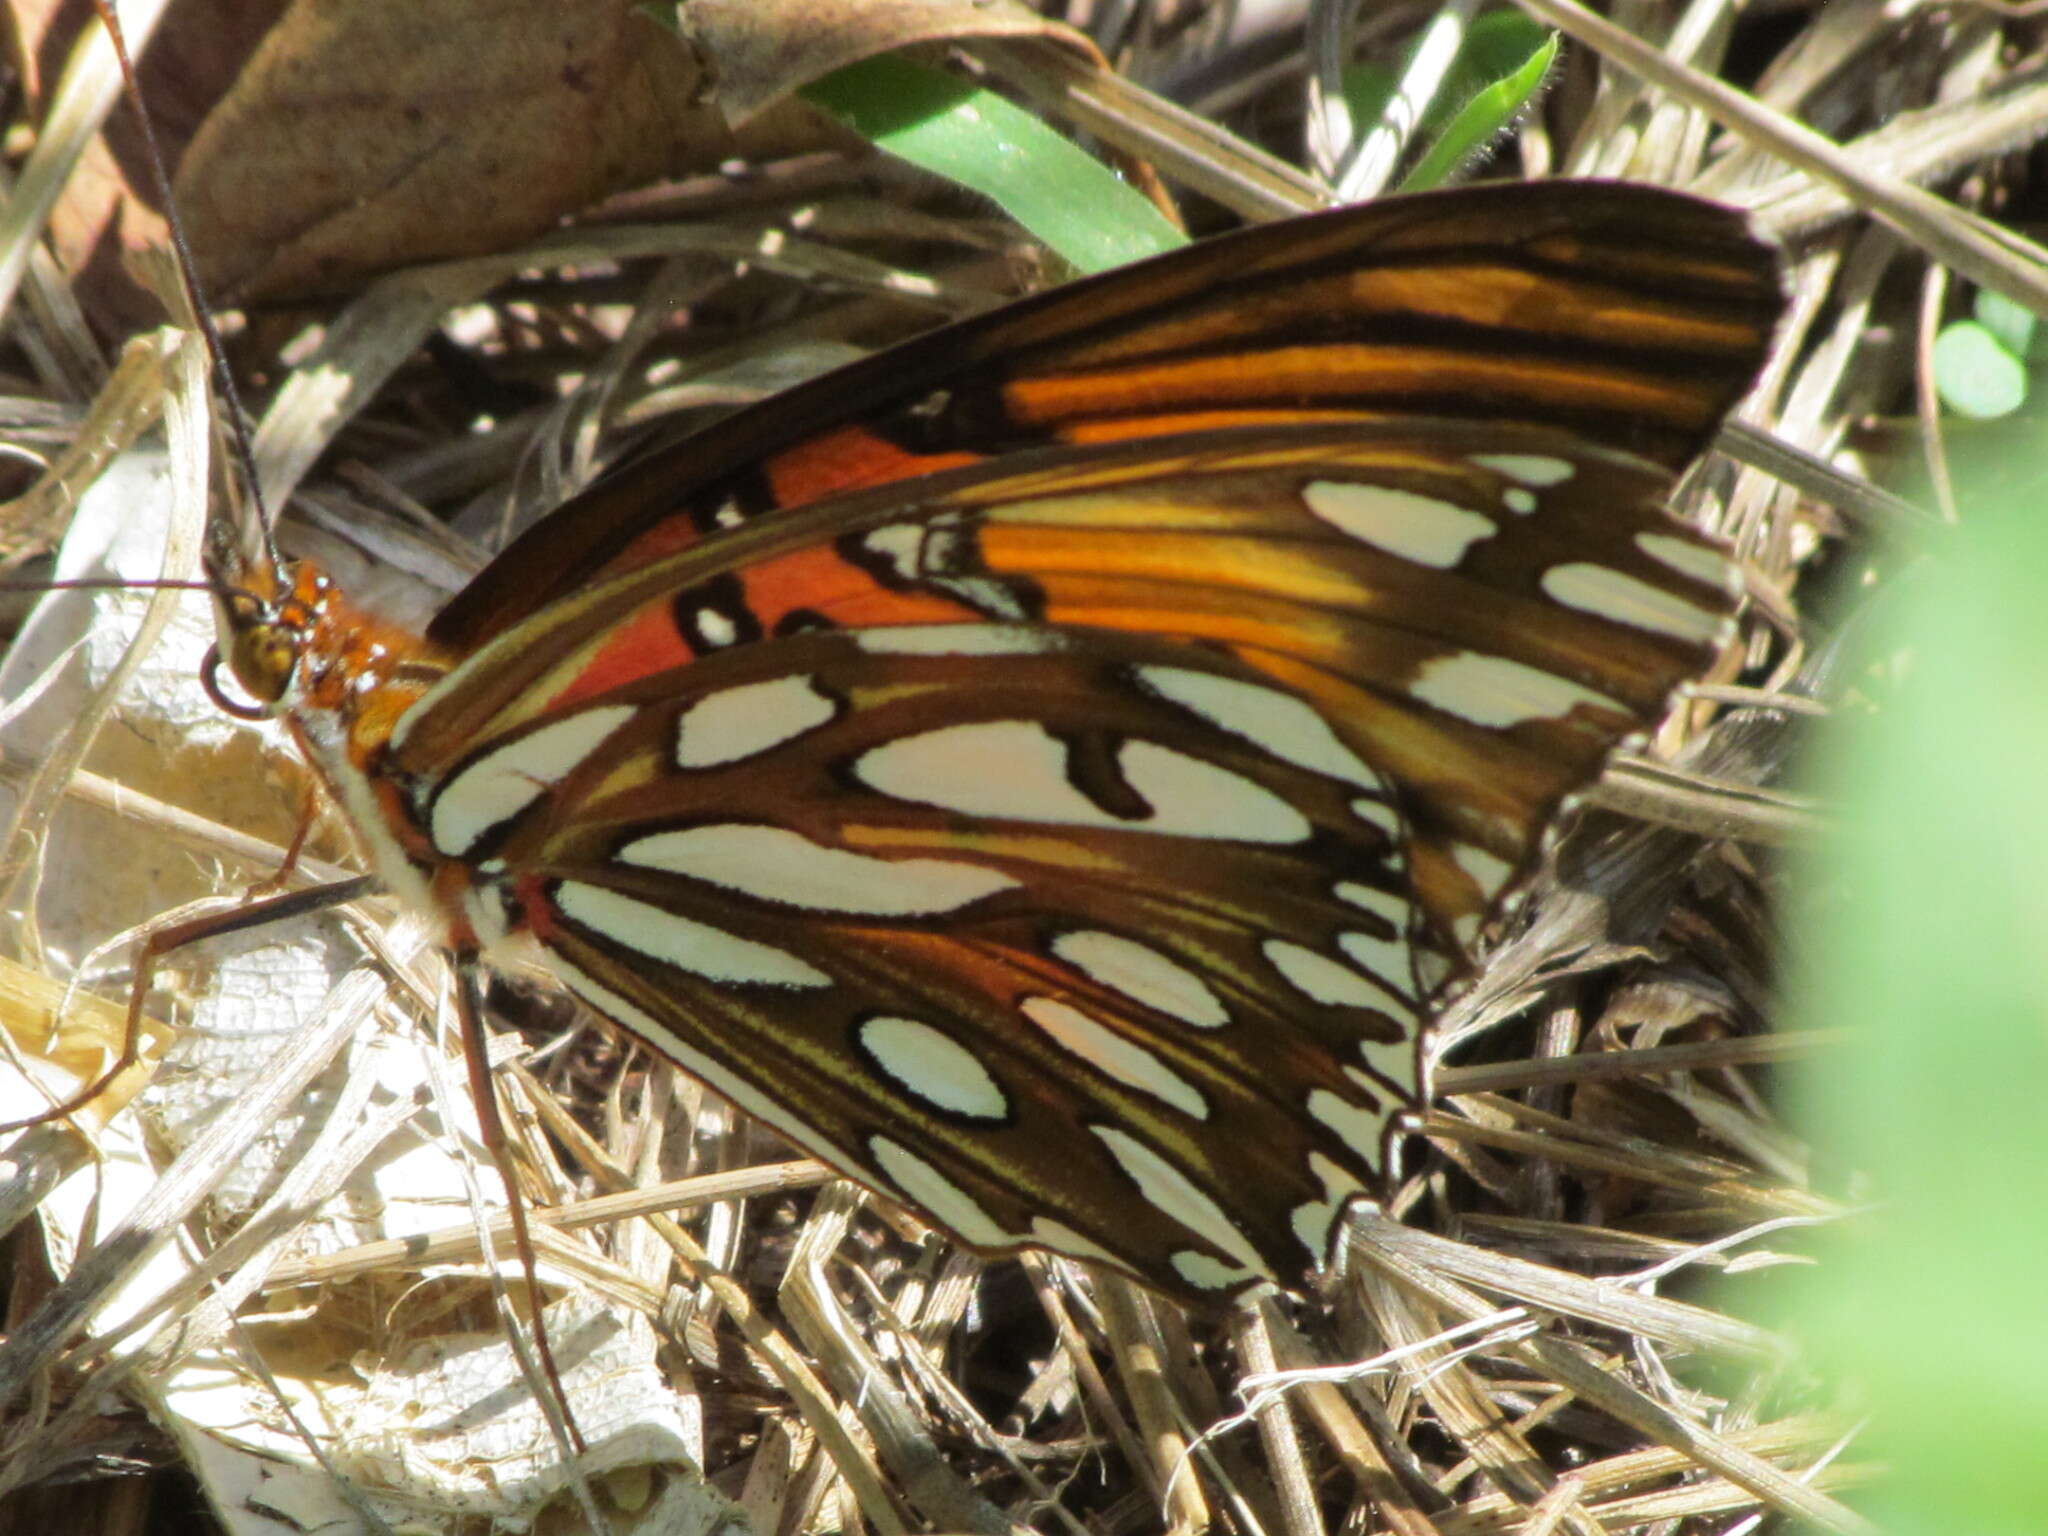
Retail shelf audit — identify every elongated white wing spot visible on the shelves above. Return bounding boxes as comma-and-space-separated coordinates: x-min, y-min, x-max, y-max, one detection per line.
1303, 480, 1496, 568
544, 951, 867, 1181
621, 823, 1018, 915
1052, 930, 1230, 1029
1349, 795, 1401, 843
856, 1016, 1010, 1120
1542, 561, 1727, 644
868, 1135, 1016, 1248
1136, 666, 1383, 789
1450, 843, 1514, 900
1306, 1087, 1388, 1162
1264, 938, 1408, 1012
1090, 1125, 1272, 1279
1409, 651, 1625, 728
431, 704, 636, 857
855, 722, 1311, 842
1292, 1151, 1371, 1263
1335, 879, 1409, 929
1469, 452, 1577, 486
855, 623, 1067, 657
1171, 1249, 1259, 1292
675, 674, 838, 769
1119, 741, 1312, 842
554, 881, 831, 988
1022, 997, 1210, 1119
1334, 932, 1418, 1022
1637, 532, 1733, 588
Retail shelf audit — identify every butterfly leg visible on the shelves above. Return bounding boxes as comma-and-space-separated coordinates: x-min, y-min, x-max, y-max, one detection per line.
451, 958, 592, 1458
0, 874, 377, 1135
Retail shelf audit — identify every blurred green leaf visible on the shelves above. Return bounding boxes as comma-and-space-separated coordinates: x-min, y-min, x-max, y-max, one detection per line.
1974, 287, 2041, 360
1932, 320, 2028, 417
803, 53, 1185, 274
1784, 459, 2048, 1532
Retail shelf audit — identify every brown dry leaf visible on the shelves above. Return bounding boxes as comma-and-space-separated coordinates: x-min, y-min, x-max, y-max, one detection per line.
167, 0, 1091, 302
675, 0, 1090, 122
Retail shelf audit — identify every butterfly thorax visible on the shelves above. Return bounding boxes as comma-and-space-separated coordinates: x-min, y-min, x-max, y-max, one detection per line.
218, 558, 475, 945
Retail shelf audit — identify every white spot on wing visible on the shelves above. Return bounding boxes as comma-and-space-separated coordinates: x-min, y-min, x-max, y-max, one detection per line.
554, 880, 830, 988
1306, 1087, 1388, 1161
432, 705, 636, 857
858, 1016, 1009, 1119
1335, 880, 1408, 929
621, 823, 1018, 914
1291, 1151, 1370, 1263
1264, 938, 1409, 1012
1171, 1249, 1257, 1292
1303, 480, 1496, 568
855, 722, 1311, 842
1348, 796, 1400, 842
1022, 997, 1210, 1118
1334, 931, 1415, 1019
1136, 666, 1383, 789
676, 674, 837, 768
1409, 652, 1625, 728
1543, 561, 1726, 644
1502, 488, 1538, 515
1090, 1125, 1272, 1279
1470, 453, 1576, 486
1637, 532, 1733, 588
869, 1135, 1015, 1248
1450, 843, 1514, 899
1052, 930, 1230, 1029
855, 624, 1066, 656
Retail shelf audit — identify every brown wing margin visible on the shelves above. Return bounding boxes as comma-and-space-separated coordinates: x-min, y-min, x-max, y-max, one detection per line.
430, 181, 1779, 652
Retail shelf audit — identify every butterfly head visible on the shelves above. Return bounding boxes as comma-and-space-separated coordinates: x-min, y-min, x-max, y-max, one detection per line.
201, 558, 331, 720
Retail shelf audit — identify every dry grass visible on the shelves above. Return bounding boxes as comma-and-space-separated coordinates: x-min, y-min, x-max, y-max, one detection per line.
0, 1, 2039, 1532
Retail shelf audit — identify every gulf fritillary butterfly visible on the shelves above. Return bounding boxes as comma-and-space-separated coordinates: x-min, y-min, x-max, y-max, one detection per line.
195, 180, 1779, 1307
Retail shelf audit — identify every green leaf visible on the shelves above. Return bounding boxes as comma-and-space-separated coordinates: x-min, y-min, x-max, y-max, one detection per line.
1783, 456, 2048, 1533
1400, 14, 1558, 191
803, 53, 1186, 274
1933, 320, 2028, 418
1974, 287, 2041, 360
1338, 11, 1557, 192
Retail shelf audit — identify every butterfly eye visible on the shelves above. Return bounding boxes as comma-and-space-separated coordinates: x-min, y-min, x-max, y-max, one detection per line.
204, 620, 297, 717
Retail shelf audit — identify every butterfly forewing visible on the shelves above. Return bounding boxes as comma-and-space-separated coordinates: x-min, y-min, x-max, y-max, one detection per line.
430, 182, 1779, 654
384, 406, 1746, 1303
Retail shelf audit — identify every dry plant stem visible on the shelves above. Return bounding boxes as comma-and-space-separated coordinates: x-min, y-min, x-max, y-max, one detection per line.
511, 1058, 910, 1536
1517, 0, 2048, 315
256, 1159, 833, 1291
0, 0, 173, 321
972, 38, 1331, 219
1353, 1235, 1870, 1533
1435, 1028, 1840, 1095
0, 952, 394, 1448
1228, 1306, 1327, 1536
0, 333, 208, 954
1097, 1279, 1210, 1534
1590, 756, 1820, 844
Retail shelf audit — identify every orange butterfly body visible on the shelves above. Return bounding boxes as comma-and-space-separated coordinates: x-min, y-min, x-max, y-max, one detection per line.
209, 181, 1779, 1305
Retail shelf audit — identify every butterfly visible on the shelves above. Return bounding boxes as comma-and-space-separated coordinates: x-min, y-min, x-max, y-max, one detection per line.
202, 180, 1780, 1307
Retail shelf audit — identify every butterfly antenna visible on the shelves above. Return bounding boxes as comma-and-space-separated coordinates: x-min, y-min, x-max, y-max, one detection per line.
89, 0, 281, 583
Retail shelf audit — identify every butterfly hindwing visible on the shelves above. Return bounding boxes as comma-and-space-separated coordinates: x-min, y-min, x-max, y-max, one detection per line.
389, 414, 1742, 1300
